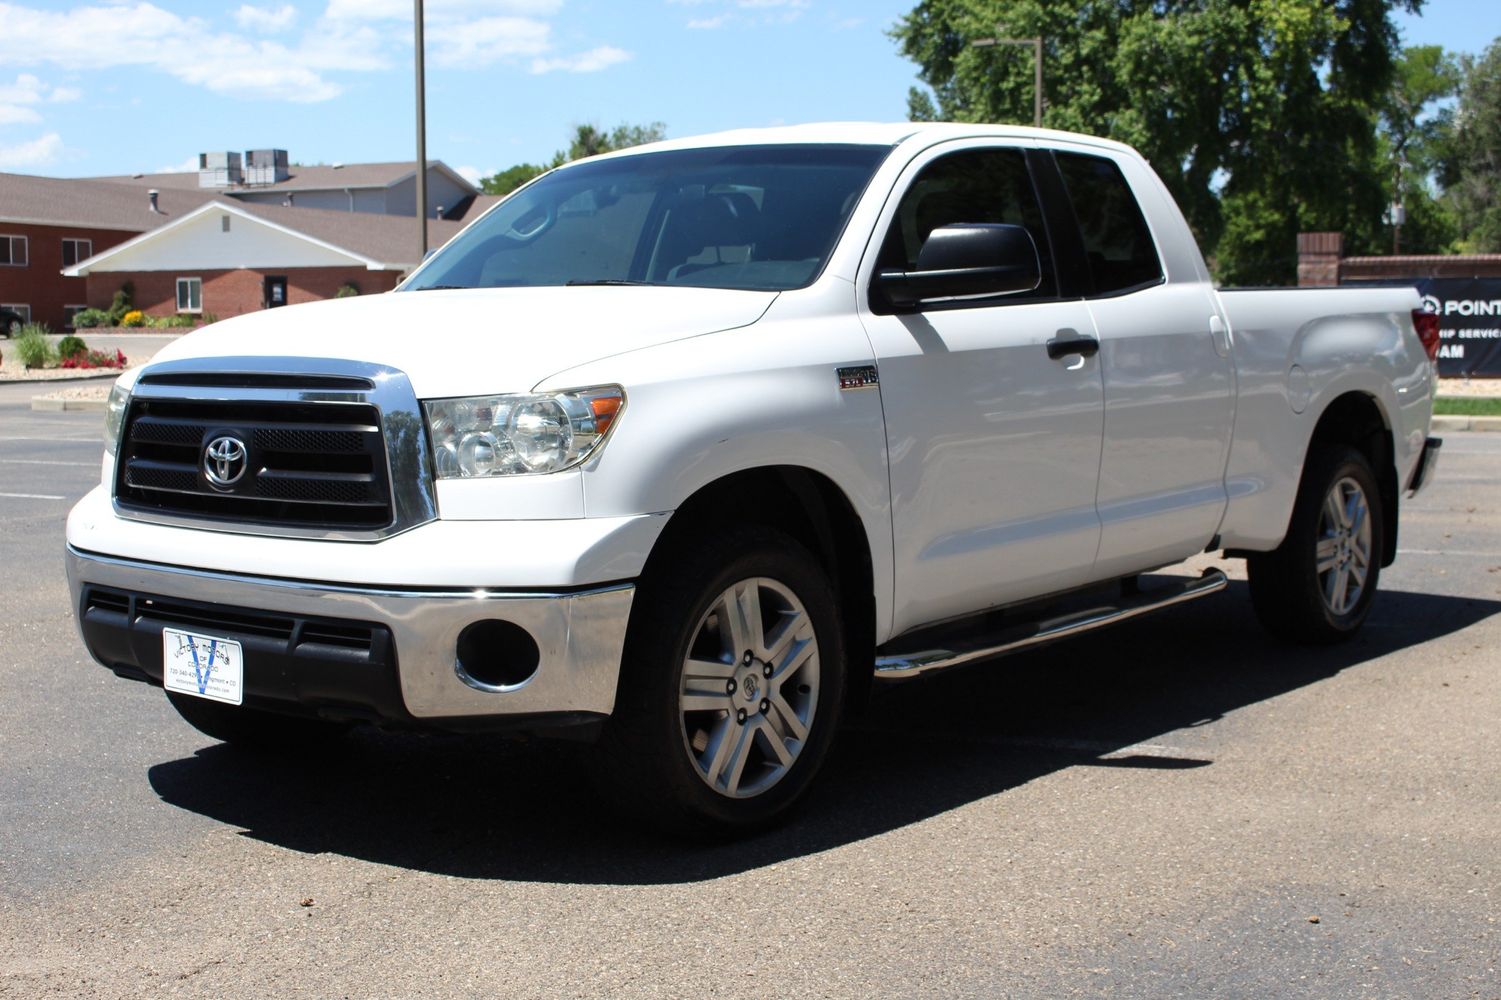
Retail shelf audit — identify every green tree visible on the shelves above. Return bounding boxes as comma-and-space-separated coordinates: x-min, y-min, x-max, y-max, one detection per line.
480, 163, 548, 196
1378, 45, 1460, 255
891, 0, 1423, 284
1440, 39, 1501, 252
481, 122, 668, 196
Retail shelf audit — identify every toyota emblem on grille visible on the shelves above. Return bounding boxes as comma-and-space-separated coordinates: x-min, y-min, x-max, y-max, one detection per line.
203, 435, 249, 489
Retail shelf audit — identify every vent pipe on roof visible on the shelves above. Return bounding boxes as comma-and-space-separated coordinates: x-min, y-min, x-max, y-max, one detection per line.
148, 189, 160, 213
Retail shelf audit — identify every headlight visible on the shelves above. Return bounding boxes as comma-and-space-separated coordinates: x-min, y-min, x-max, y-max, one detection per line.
103, 381, 130, 457
424, 386, 624, 478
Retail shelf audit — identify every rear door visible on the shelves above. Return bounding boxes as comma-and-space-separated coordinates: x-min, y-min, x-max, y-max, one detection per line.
857, 141, 1105, 636
1046, 148, 1235, 577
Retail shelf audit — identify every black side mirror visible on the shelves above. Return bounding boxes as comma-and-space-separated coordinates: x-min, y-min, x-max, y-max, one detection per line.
875, 223, 1041, 312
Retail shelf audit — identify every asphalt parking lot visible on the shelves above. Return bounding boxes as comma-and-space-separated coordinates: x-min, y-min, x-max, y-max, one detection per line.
1, 380, 1496, 998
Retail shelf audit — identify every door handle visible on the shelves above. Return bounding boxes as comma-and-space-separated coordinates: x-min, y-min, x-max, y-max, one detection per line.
1046, 332, 1100, 361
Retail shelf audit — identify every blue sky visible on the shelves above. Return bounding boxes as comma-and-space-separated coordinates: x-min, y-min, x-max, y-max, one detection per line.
1, 0, 1497, 184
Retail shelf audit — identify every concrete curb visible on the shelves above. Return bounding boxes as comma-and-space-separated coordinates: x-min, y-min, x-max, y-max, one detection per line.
1432, 414, 1501, 432
31, 396, 108, 412
2, 369, 124, 385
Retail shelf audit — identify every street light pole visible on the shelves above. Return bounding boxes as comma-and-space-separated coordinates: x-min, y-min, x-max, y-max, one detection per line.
970, 35, 1043, 128
414, 0, 428, 259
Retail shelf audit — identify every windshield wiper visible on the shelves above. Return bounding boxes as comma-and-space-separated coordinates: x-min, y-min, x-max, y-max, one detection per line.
565, 279, 657, 287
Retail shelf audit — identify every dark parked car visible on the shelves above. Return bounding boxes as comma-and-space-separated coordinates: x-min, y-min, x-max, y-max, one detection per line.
0, 307, 23, 336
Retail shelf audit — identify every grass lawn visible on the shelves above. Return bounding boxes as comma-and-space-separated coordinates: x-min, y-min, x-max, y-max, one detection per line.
1434, 396, 1501, 416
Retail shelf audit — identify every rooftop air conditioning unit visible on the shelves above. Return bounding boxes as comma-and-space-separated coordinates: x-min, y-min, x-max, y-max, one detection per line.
244, 149, 290, 186
198, 151, 243, 188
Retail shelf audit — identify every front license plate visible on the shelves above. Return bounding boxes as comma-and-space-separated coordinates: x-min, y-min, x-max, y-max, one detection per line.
162, 627, 244, 706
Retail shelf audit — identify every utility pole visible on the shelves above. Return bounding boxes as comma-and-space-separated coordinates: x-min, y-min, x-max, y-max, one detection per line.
971, 35, 1043, 127
414, 0, 428, 259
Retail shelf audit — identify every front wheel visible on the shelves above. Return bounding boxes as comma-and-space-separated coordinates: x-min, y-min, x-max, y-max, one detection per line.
1248, 444, 1384, 643
601, 525, 846, 836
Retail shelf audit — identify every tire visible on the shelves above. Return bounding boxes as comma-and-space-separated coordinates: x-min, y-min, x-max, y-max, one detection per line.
1248, 444, 1384, 643
600, 524, 847, 837
165, 691, 350, 753
4, 319, 18, 337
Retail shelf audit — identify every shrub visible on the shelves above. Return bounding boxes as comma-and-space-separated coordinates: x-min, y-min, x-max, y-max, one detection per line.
71, 308, 110, 329
57, 335, 88, 360
149, 314, 199, 329
120, 310, 145, 328
14, 327, 56, 368
59, 348, 127, 370
335, 282, 361, 298
107, 281, 134, 326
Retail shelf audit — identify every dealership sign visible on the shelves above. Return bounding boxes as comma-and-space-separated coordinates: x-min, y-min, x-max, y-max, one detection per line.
1415, 277, 1501, 377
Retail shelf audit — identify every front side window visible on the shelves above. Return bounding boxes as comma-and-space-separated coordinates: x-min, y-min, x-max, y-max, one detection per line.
875, 147, 1057, 300
62, 238, 93, 268
176, 277, 202, 312
1054, 152, 1162, 295
403, 144, 890, 294
0, 235, 28, 267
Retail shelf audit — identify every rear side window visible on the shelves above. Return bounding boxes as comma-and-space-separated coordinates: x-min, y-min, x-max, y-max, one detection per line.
877, 148, 1057, 299
1055, 152, 1162, 295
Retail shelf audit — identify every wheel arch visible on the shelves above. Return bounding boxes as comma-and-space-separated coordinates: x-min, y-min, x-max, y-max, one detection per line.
637, 466, 878, 713
1305, 390, 1399, 567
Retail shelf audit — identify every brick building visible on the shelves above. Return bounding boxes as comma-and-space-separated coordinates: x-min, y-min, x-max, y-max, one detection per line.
1296, 231, 1501, 285
0, 174, 219, 329
66, 201, 463, 320
2, 155, 482, 330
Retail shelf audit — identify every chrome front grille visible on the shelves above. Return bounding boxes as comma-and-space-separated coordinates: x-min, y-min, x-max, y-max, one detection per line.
112, 357, 438, 540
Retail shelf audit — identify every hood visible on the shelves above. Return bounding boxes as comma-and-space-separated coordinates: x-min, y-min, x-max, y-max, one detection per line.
144, 285, 777, 397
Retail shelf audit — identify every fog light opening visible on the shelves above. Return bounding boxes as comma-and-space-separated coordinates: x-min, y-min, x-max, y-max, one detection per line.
455, 619, 540, 692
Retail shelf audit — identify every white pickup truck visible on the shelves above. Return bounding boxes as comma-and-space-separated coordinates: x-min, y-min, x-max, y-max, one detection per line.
66, 123, 1442, 834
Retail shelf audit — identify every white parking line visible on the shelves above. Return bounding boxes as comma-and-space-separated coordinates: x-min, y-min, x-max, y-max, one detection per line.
0, 492, 65, 500
0, 459, 96, 467
0, 436, 100, 443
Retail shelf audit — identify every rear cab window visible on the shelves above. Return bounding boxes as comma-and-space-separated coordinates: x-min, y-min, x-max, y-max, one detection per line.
1054, 152, 1163, 296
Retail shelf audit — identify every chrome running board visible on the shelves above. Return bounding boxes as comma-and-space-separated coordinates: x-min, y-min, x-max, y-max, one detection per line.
873, 569, 1228, 681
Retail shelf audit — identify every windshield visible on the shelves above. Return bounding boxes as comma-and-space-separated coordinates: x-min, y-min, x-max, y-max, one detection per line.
402, 144, 890, 293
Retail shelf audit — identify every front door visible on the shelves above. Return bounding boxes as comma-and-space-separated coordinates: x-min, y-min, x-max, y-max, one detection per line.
857, 143, 1105, 636
264, 275, 288, 309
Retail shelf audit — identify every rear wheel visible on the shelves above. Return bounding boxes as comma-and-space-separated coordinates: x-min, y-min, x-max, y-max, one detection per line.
165, 691, 350, 753
1248, 445, 1384, 643
601, 525, 846, 836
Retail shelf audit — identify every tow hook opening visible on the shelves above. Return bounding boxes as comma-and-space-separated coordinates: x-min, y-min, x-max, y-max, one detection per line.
455, 620, 540, 692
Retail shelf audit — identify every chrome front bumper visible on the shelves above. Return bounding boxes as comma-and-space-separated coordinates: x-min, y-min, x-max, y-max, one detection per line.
65, 546, 634, 723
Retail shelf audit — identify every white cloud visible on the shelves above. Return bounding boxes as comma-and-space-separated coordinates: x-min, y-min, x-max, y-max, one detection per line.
0, 105, 42, 125
0, 131, 64, 169
429, 16, 551, 68
0, 3, 369, 102
156, 154, 201, 173
0, 73, 78, 128
234, 4, 298, 33
530, 45, 631, 74
323, 0, 562, 20
454, 164, 489, 186
687, 14, 728, 29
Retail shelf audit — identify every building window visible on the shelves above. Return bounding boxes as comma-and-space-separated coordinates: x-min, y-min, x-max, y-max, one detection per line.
0, 235, 27, 267
176, 277, 202, 313
63, 305, 88, 329
2, 304, 31, 323
61, 238, 93, 268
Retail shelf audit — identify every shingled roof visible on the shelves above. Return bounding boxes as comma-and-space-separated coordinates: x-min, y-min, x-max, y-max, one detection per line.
90, 160, 476, 195
233, 200, 466, 266
0, 172, 220, 231
64, 198, 467, 275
